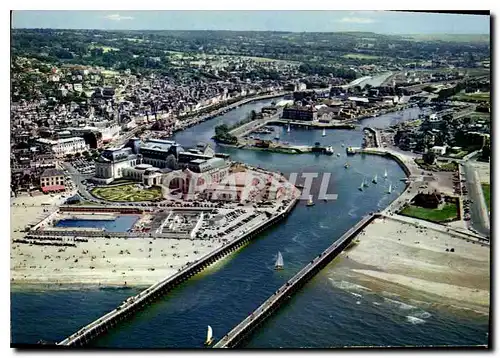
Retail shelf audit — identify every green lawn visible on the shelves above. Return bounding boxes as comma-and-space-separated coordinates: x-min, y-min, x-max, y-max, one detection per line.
400, 203, 458, 223
91, 184, 162, 202
343, 53, 381, 60
452, 92, 490, 103
481, 183, 490, 210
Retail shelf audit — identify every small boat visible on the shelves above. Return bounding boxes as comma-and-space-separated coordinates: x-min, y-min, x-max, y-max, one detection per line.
306, 195, 315, 206
275, 133, 280, 140
287, 124, 291, 133
337, 153, 341, 157
363, 178, 369, 187
358, 181, 364, 191
322, 128, 326, 137
275, 251, 284, 270
387, 183, 392, 194
372, 174, 378, 184
325, 146, 334, 155
344, 162, 350, 169
341, 143, 345, 147
384, 169, 388, 179
205, 325, 214, 346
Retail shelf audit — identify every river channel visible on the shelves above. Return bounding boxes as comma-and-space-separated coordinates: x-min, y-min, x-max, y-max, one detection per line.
11, 97, 488, 347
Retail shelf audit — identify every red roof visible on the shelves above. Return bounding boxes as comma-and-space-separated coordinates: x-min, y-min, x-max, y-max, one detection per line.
41, 185, 65, 193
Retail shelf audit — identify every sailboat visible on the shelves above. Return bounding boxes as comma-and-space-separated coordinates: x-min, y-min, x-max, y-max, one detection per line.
341, 143, 345, 147
275, 251, 284, 270
325, 146, 334, 155
384, 169, 388, 179
387, 183, 392, 194
306, 195, 315, 206
363, 178, 369, 187
322, 128, 326, 137
344, 162, 350, 169
358, 180, 364, 191
287, 123, 291, 133
204, 325, 214, 346
275, 131, 280, 140
372, 174, 378, 184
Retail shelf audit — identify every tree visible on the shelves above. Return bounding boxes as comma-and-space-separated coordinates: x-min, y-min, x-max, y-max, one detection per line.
423, 151, 436, 165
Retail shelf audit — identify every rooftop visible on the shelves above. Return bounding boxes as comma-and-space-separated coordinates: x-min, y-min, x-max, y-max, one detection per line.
41, 168, 64, 178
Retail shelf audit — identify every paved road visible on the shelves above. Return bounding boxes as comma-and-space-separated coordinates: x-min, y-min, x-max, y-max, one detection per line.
462, 162, 490, 237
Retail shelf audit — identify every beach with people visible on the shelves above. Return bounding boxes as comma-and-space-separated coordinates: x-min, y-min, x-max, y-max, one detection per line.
10, 194, 226, 287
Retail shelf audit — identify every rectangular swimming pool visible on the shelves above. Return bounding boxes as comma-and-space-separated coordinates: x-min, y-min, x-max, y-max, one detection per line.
54, 215, 140, 232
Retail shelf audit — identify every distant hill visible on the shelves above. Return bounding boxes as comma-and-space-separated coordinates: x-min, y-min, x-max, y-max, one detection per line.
401, 34, 490, 43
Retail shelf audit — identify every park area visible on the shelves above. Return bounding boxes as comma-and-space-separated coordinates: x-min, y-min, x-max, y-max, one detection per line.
481, 183, 490, 210
400, 203, 458, 223
452, 92, 490, 103
91, 184, 163, 202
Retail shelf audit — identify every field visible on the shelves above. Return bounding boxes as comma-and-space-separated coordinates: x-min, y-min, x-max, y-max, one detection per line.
481, 183, 490, 210
91, 184, 163, 202
343, 53, 381, 60
452, 92, 490, 103
89, 44, 120, 53
400, 203, 458, 223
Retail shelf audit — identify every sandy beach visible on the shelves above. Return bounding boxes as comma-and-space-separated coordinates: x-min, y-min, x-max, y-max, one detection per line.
10, 194, 224, 287
337, 215, 490, 314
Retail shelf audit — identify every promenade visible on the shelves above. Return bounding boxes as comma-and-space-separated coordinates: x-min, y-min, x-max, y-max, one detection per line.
56, 197, 298, 346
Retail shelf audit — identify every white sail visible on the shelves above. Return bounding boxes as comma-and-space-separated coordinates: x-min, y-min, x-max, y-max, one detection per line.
373, 174, 378, 183
384, 169, 388, 178
275, 251, 284, 268
287, 124, 290, 133
388, 184, 392, 194
322, 128, 326, 136
206, 325, 213, 343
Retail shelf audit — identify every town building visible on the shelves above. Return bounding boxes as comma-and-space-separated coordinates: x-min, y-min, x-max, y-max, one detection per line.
40, 168, 66, 193
282, 106, 318, 121
35, 137, 88, 157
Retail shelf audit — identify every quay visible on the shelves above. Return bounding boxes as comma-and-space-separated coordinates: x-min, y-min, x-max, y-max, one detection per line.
175, 92, 289, 131
212, 213, 379, 348
56, 197, 298, 347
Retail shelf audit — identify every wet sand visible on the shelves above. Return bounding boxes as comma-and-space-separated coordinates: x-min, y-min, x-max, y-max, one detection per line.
337, 215, 490, 314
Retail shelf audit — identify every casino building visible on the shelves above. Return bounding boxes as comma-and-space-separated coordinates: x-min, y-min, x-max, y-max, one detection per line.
92, 138, 231, 192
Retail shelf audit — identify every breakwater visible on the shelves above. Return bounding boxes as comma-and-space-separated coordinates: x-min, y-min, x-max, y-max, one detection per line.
56, 198, 298, 347
213, 213, 379, 348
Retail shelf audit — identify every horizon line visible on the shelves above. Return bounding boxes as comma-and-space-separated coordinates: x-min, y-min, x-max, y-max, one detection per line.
10, 27, 491, 36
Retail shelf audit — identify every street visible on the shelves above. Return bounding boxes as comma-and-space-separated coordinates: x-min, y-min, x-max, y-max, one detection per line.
462, 162, 490, 237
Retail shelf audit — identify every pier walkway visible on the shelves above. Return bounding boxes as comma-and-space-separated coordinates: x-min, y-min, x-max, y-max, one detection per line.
212, 213, 378, 348
56, 198, 298, 347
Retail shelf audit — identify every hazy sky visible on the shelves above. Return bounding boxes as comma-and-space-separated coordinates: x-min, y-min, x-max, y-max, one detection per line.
12, 10, 490, 34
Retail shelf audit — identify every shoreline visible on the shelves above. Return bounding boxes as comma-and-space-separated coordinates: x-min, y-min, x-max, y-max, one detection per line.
334, 214, 490, 315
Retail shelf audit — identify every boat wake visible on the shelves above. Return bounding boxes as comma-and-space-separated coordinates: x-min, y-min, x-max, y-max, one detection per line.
318, 222, 330, 229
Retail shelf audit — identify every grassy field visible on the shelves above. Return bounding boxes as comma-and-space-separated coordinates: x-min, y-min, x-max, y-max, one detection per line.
400, 203, 458, 223
343, 53, 381, 60
91, 184, 162, 202
89, 44, 120, 53
452, 92, 490, 103
481, 183, 490, 210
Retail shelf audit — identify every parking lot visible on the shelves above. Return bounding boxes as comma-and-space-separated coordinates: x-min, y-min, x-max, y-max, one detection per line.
70, 158, 95, 175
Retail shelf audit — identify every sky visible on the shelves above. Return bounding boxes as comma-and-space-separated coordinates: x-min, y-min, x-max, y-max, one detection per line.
11, 10, 490, 34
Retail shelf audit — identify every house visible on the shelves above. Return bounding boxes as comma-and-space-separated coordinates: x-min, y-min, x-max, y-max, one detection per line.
40, 168, 66, 193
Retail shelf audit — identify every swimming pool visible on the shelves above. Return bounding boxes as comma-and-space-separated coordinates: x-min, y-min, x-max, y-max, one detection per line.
55, 215, 139, 232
